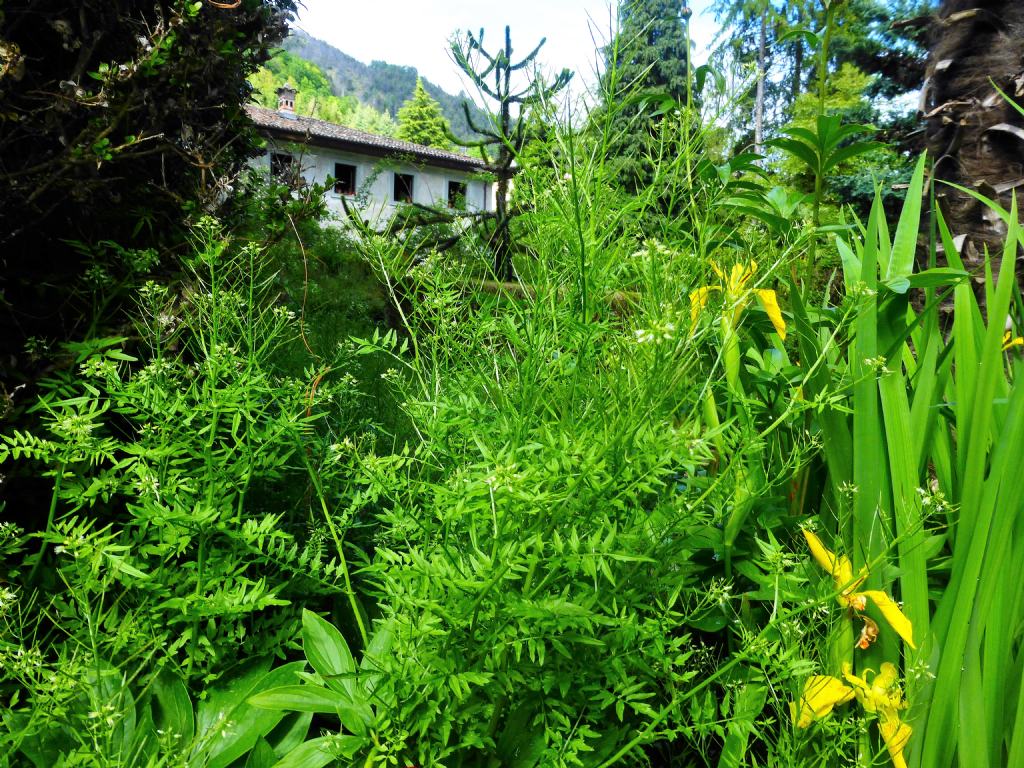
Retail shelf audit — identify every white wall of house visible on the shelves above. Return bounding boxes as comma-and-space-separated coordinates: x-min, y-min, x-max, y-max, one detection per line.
257, 143, 494, 226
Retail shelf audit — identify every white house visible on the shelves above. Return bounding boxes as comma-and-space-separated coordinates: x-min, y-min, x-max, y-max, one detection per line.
247, 84, 494, 225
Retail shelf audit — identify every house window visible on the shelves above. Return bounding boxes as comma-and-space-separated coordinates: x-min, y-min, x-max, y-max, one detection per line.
393, 173, 414, 204
447, 180, 467, 210
270, 152, 293, 179
333, 163, 357, 195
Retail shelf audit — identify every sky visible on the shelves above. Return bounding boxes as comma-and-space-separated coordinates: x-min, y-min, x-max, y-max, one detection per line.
293, 0, 719, 99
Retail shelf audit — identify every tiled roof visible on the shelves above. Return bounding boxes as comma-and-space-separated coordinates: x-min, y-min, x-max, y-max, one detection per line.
246, 105, 486, 172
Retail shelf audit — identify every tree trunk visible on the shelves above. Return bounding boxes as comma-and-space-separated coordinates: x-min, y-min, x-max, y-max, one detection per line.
790, 5, 803, 108
924, 0, 1024, 286
494, 49, 514, 282
754, 4, 767, 155
493, 160, 513, 281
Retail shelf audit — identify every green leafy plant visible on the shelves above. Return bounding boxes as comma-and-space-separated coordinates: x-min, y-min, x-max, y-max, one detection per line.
0, 219, 374, 747
2, 658, 311, 767
769, 114, 880, 243
248, 609, 394, 767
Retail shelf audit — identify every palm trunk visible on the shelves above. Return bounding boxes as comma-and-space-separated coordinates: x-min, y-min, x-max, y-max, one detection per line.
924, 0, 1024, 286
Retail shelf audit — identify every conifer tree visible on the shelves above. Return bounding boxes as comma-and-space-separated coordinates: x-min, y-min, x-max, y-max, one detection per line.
601, 0, 694, 189
396, 78, 452, 148
610, 0, 693, 103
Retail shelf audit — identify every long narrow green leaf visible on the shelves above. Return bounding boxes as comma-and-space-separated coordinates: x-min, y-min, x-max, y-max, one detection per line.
885, 154, 927, 282
919, 201, 1021, 768
852, 196, 886, 571
789, 283, 853, 492
1004, 519, 1024, 768
248, 685, 352, 714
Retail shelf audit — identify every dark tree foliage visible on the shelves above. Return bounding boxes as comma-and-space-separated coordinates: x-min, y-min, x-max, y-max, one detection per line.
830, 0, 933, 99
924, 0, 1024, 284
601, 0, 694, 190
0, 0, 296, 387
610, 0, 693, 103
451, 26, 572, 281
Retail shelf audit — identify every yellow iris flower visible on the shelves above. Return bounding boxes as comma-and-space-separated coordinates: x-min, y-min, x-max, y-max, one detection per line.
689, 260, 787, 340
1003, 331, 1023, 351
803, 529, 916, 649
793, 662, 912, 768
792, 674, 855, 727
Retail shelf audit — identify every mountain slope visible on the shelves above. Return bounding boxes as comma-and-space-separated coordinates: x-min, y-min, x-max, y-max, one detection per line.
250, 50, 399, 136
282, 29, 488, 139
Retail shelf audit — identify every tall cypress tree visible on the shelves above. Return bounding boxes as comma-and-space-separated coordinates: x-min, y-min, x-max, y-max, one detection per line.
610, 0, 692, 103
396, 78, 452, 149
601, 0, 694, 189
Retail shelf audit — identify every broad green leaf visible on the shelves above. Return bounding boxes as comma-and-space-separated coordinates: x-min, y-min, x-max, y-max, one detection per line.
248, 685, 352, 714
245, 739, 278, 768
836, 237, 862, 290
135, 704, 162, 764
7, 711, 75, 767
496, 706, 546, 768
196, 658, 272, 737
194, 661, 305, 768
777, 27, 820, 49
302, 609, 357, 699
785, 125, 822, 147
769, 137, 819, 173
718, 683, 768, 768
823, 141, 882, 174
884, 268, 962, 296
360, 622, 395, 698
250, 684, 371, 736
882, 277, 911, 294
267, 711, 313, 757
86, 664, 137, 756
152, 671, 194, 747
896, 267, 968, 291
272, 736, 366, 768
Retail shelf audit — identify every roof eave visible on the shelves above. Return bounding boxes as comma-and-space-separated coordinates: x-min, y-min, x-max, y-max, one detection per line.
258, 125, 487, 174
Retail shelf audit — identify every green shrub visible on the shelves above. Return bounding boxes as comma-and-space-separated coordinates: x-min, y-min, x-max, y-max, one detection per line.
0, 219, 377, 764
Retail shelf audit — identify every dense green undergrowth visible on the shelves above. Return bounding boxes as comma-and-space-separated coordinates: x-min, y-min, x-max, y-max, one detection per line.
2, 25, 1024, 768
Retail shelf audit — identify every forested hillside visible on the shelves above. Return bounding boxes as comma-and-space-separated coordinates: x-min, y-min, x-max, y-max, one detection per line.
250, 50, 400, 135
281, 28, 487, 137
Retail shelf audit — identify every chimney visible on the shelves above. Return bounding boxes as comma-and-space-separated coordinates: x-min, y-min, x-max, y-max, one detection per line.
275, 82, 297, 116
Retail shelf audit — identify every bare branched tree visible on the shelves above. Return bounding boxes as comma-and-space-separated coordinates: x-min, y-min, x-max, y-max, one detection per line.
450, 26, 572, 280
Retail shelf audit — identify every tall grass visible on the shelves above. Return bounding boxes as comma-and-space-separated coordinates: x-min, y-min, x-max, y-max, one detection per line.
793, 158, 1024, 767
